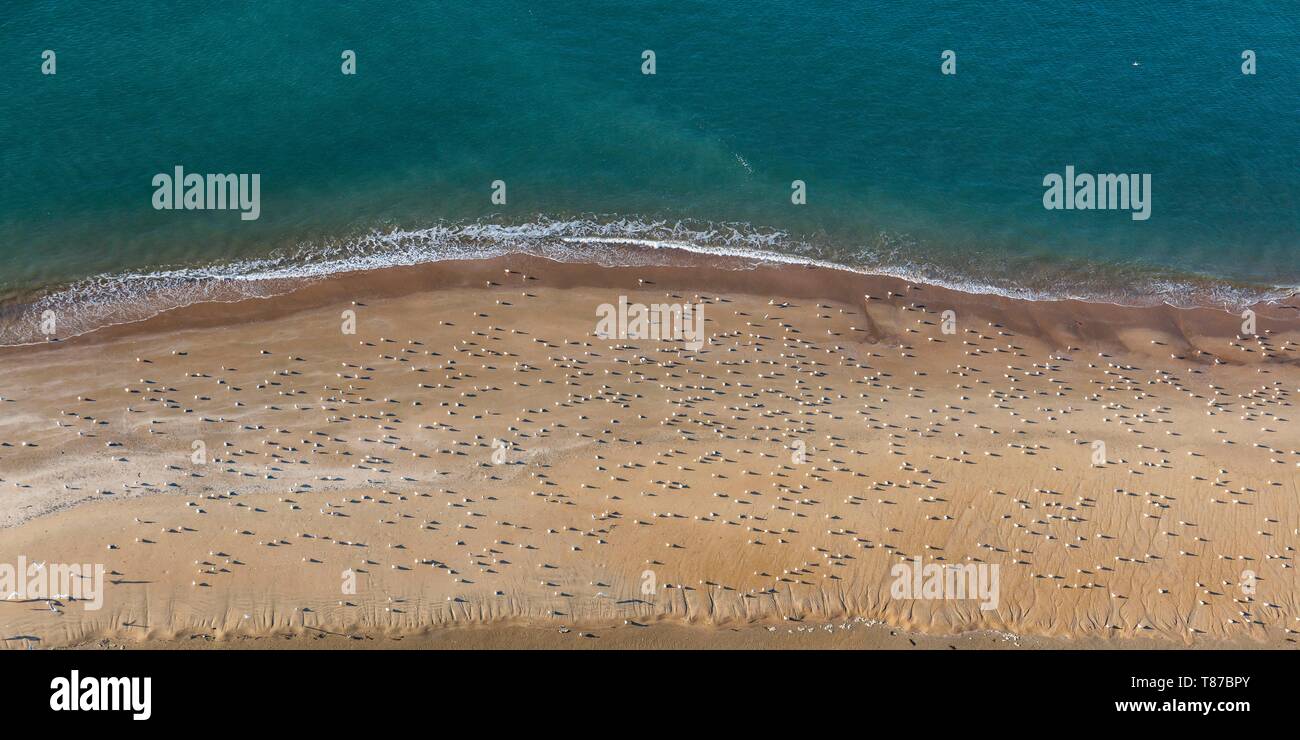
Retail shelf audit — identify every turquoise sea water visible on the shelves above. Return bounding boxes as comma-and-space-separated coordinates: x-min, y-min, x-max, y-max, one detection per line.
1, 1, 1297, 342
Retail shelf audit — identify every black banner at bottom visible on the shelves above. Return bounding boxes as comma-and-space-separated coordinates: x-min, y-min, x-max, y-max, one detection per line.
4, 647, 1288, 727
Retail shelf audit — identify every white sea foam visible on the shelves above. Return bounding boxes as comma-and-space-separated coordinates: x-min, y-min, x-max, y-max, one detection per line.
0, 216, 1291, 347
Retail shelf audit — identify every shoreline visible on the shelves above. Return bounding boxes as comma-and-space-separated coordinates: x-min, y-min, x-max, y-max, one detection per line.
3, 235, 1298, 350
2, 252, 1298, 649
7, 248, 1300, 357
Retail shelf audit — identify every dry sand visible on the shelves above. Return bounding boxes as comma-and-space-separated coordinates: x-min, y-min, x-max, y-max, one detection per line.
1, 253, 1297, 649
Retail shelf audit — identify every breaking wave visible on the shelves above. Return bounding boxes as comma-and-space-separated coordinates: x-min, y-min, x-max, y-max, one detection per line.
0, 216, 1293, 347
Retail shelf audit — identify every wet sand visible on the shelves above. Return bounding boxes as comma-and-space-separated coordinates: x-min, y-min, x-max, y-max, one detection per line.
1, 252, 1297, 649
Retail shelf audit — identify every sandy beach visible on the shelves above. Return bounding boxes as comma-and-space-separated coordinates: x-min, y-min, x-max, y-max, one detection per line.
1, 252, 1297, 649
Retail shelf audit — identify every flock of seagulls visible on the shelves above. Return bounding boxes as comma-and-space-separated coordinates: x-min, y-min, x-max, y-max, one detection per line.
0, 262, 1296, 647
